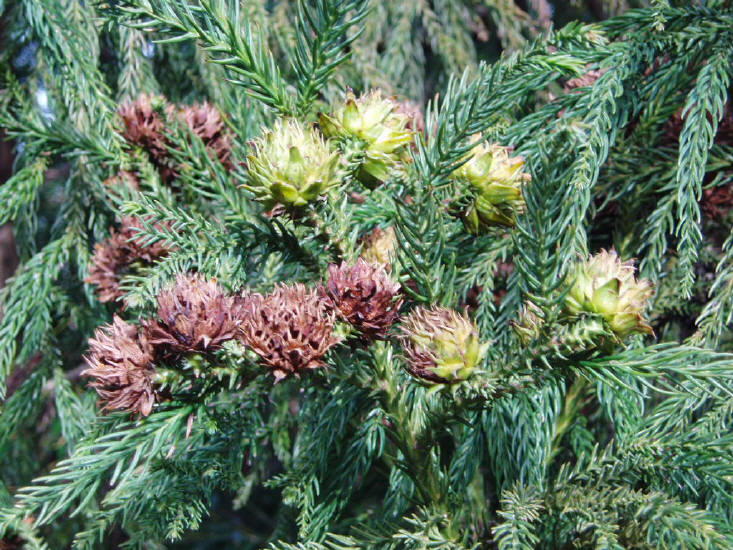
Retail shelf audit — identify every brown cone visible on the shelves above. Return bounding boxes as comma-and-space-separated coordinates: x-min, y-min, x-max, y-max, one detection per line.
83, 316, 157, 416
118, 94, 169, 162
324, 259, 403, 340
179, 102, 234, 169
702, 185, 733, 221
143, 273, 243, 354
86, 217, 171, 303
103, 170, 140, 195
563, 69, 606, 93
238, 284, 340, 380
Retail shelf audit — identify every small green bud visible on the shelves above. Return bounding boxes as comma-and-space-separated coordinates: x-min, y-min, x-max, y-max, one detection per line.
563, 250, 654, 339
244, 119, 340, 209
512, 301, 544, 345
319, 89, 414, 187
401, 306, 487, 383
453, 138, 530, 233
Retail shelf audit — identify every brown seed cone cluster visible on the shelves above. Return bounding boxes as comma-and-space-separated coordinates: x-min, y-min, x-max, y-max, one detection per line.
239, 284, 340, 380
144, 274, 244, 354
84, 274, 348, 414
86, 217, 171, 303
324, 259, 403, 340
117, 95, 234, 183
83, 316, 157, 416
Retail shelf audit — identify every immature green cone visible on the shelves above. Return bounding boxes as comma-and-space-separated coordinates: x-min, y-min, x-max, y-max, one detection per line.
454, 139, 530, 233
244, 119, 340, 210
564, 249, 654, 339
401, 306, 487, 383
319, 89, 413, 187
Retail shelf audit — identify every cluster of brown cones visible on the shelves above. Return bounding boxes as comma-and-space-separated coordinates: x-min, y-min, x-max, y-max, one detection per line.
84, 260, 405, 416
117, 94, 233, 183
87, 94, 237, 304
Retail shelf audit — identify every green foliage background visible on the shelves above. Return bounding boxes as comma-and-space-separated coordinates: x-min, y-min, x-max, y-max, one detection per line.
1, 0, 733, 548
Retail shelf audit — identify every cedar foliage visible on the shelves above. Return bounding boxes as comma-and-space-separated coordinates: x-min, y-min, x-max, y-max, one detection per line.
1, 0, 733, 548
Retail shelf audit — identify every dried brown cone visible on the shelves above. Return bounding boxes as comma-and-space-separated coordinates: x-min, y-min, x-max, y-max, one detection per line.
0, 536, 23, 550
178, 102, 234, 170
103, 170, 140, 195
86, 232, 128, 303
701, 185, 733, 220
86, 217, 171, 303
83, 316, 157, 416
563, 69, 606, 93
118, 94, 169, 162
324, 259, 403, 340
239, 284, 340, 380
143, 273, 244, 354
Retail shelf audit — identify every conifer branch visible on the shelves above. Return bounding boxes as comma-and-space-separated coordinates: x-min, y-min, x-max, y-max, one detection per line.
114, 0, 296, 114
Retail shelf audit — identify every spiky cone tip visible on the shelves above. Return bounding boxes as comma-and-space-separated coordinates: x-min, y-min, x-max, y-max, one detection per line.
453, 139, 530, 234
143, 273, 244, 355
512, 301, 545, 345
